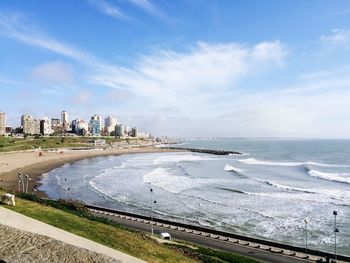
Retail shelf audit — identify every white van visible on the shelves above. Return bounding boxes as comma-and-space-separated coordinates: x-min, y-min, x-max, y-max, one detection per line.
160, 232, 171, 240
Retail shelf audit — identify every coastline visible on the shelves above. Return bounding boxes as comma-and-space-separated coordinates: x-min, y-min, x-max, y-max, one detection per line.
0, 147, 178, 198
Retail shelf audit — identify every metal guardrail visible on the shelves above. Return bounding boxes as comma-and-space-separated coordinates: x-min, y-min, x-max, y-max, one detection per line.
85, 204, 350, 262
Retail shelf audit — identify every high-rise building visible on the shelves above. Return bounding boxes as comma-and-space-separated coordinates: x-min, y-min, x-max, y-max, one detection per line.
72, 119, 88, 135
104, 116, 117, 135
22, 115, 40, 135
90, 120, 100, 136
131, 127, 138, 137
115, 124, 124, 138
40, 118, 54, 135
76, 120, 89, 135
61, 111, 68, 123
51, 118, 61, 127
90, 115, 102, 135
0, 112, 6, 135
21, 114, 31, 127
61, 111, 69, 131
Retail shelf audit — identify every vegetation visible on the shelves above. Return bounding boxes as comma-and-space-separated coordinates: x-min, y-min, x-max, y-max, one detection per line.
1, 192, 196, 263
0, 136, 86, 152
0, 136, 145, 152
0, 192, 261, 263
165, 243, 261, 263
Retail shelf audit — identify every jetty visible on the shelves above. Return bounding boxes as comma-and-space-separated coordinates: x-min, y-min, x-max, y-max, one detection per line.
165, 147, 241, 155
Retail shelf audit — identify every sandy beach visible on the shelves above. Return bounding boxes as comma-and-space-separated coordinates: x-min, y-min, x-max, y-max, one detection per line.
0, 147, 174, 197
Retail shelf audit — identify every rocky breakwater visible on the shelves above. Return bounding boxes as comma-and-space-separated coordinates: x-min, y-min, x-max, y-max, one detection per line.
166, 147, 241, 155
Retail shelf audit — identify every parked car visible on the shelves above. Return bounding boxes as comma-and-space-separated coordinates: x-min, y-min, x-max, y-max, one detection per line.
160, 232, 171, 240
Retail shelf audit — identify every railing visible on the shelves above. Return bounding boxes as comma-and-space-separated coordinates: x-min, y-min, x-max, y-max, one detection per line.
85, 203, 350, 262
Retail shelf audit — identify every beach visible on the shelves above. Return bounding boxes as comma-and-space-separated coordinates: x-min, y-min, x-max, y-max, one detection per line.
0, 147, 175, 197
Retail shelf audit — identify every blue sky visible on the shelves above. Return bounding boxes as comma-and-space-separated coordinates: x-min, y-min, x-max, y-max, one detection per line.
1, 0, 350, 137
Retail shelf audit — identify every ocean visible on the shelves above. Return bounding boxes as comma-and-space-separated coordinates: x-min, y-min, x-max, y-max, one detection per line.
39, 139, 350, 255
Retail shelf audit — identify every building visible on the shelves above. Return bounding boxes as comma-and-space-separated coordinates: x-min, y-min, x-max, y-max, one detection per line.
115, 124, 124, 137
0, 112, 6, 135
104, 116, 117, 135
131, 127, 138, 137
77, 120, 89, 135
22, 115, 40, 135
61, 111, 69, 130
5, 126, 12, 133
72, 119, 88, 135
21, 114, 31, 127
90, 115, 102, 136
40, 118, 54, 135
61, 111, 68, 123
51, 118, 61, 127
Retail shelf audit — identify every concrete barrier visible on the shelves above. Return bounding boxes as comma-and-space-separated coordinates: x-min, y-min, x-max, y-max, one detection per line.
86, 204, 350, 262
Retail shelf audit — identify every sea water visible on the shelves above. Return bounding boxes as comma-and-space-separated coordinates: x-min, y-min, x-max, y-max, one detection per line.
39, 139, 350, 255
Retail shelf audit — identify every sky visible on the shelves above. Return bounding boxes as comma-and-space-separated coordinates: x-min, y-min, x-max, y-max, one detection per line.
1, 0, 350, 138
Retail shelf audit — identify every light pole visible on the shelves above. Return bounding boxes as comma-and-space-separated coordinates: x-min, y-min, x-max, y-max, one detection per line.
17, 173, 24, 192
304, 219, 308, 251
25, 174, 32, 194
333, 211, 339, 262
150, 188, 157, 235
64, 178, 68, 199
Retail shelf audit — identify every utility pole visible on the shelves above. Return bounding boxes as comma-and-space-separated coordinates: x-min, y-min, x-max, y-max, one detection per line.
333, 211, 339, 262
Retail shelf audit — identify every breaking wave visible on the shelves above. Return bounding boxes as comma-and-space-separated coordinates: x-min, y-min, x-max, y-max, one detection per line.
308, 170, 350, 184
224, 164, 245, 174
238, 158, 350, 168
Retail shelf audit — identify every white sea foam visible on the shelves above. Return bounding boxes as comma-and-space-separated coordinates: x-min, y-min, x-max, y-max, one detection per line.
260, 180, 314, 193
224, 164, 244, 173
238, 158, 350, 168
153, 154, 215, 164
308, 170, 350, 184
143, 167, 219, 194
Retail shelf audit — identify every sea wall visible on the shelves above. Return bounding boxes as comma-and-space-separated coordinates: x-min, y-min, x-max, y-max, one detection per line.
165, 147, 241, 155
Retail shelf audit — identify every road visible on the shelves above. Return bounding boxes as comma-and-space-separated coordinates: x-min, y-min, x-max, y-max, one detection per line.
92, 210, 316, 263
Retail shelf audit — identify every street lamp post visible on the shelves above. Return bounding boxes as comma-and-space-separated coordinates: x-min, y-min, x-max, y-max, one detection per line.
64, 178, 68, 199
25, 174, 32, 194
333, 211, 338, 262
150, 188, 157, 235
304, 218, 308, 251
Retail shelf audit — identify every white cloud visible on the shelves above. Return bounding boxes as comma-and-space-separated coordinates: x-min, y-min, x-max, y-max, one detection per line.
0, 12, 91, 62
90, 41, 287, 112
127, 0, 167, 20
0, 76, 23, 86
88, 0, 129, 20
31, 61, 74, 84
321, 29, 350, 46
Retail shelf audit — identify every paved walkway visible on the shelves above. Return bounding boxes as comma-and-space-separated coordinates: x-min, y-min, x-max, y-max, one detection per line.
0, 206, 146, 263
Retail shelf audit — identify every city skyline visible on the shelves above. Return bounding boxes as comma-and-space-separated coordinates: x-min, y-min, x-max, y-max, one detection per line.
1, 1, 350, 137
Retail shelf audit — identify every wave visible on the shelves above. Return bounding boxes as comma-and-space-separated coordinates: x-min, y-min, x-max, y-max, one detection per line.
143, 167, 221, 194
153, 154, 216, 164
261, 180, 315, 194
308, 170, 350, 184
238, 158, 350, 168
224, 164, 245, 174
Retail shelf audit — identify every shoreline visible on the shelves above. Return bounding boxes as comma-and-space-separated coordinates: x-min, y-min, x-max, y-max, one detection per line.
0, 147, 179, 198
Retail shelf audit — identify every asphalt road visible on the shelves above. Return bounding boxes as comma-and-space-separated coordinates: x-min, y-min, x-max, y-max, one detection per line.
94, 211, 315, 263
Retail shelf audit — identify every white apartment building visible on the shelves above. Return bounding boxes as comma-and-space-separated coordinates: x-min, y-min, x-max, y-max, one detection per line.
104, 116, 117, 135
0, 112, 6, 135
22, 115, 40, 135
40, 118, 54, 135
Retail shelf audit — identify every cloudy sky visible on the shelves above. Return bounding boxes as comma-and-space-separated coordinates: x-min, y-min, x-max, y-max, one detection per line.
1, 0, 350, 138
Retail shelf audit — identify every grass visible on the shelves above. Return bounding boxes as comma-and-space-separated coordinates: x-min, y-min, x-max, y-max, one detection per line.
165, 243, 261, 263
0, 192, 261, 263
0, 136, 146, 152
0, 192, 196, 263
